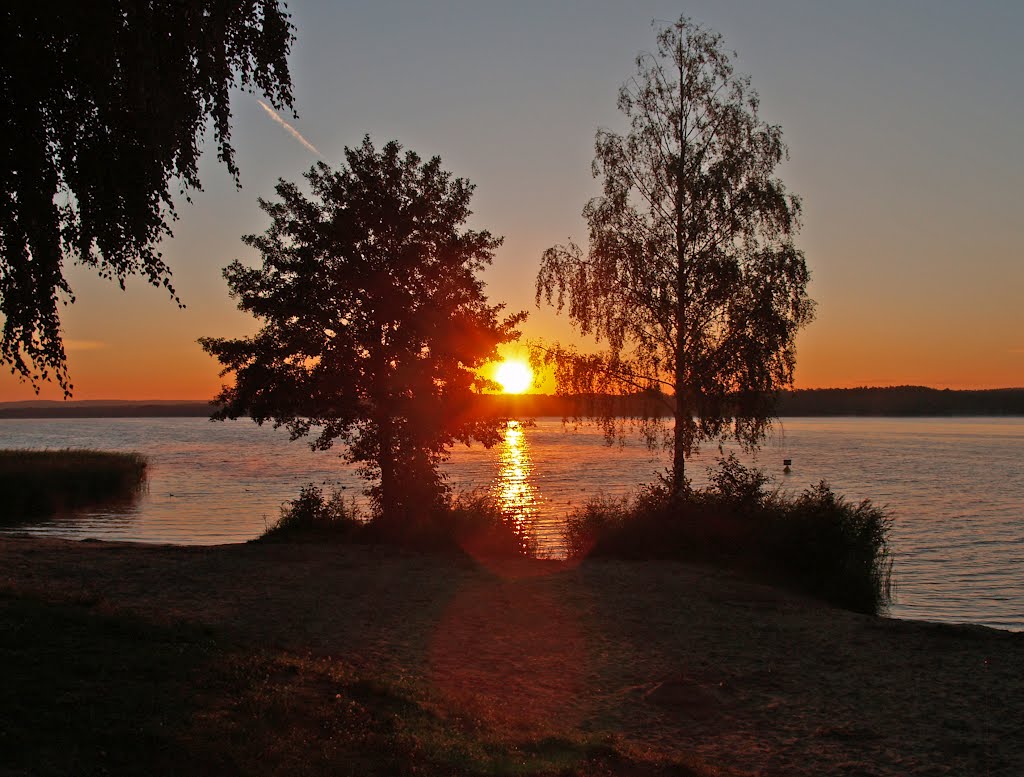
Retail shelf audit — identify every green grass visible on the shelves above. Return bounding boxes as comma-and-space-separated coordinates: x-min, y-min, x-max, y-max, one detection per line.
0, 449, 148, 523
563, 455, 895, 615
0, 592, 709, 776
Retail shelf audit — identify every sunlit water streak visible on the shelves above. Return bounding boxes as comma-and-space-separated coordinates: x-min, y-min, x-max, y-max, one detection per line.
1, 417, 1022, 631
494, 421, 540, 547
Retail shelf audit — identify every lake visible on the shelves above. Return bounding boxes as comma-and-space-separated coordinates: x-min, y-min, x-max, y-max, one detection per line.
1, 416, 1022, 631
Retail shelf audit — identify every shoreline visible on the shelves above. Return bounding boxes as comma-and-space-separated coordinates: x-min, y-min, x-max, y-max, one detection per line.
4, 528, 1019, 638
3, 535, 1021, 775
4, 522, 1019, 638
4, 385, 1024, 419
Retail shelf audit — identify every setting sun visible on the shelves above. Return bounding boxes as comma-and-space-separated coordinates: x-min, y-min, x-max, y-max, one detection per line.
494, 359, 532, 394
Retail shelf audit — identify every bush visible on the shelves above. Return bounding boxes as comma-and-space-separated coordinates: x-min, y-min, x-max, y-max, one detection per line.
0, 449, 147, 523
705, 453, 773, 508
261, 485, 535, 559
363, 490, 535, 558
563, 494, 632, 559
767, 481, 894, 614
260, 484, 363, 542
432, 490, 536, 559
563, 456, 895, 615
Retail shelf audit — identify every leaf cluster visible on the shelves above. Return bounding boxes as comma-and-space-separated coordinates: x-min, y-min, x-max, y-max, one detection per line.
201, 137, 525, 517
0, 1, 296, 394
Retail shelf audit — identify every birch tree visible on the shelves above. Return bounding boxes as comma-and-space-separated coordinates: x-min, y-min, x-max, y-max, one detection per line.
536, 16, 814, 496
1, 1, 295, 394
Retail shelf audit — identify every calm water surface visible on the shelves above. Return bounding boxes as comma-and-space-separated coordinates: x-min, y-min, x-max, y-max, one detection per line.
1, 417, 1022, 631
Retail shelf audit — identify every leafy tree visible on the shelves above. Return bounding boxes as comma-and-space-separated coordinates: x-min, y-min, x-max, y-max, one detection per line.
201, 137, 525, 522
535, 16, 814, 496
0, 1, 296, 395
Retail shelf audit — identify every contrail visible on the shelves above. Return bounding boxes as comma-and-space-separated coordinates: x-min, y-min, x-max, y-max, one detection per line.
256, 100, 322, 158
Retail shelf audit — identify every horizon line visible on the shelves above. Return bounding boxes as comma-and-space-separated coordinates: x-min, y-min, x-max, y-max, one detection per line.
3, 384, 1024, 406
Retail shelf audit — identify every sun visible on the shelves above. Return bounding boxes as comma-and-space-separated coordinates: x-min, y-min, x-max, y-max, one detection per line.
494, 359, 533, 394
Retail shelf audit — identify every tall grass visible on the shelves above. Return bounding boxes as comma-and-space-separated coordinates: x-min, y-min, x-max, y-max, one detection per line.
0, 449, 148, 523
259, 484, 535, 558
564, 455, 895, 615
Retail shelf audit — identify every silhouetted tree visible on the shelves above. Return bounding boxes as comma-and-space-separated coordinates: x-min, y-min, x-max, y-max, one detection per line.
536, 16, 814, 496
201, 137, 526, 522
0, 1, 296, 395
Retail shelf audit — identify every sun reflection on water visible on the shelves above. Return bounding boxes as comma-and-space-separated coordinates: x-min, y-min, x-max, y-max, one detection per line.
494, 421, 539, 545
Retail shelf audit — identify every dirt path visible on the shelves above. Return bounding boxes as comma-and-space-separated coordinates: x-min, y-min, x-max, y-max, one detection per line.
3, 536, 1021, 776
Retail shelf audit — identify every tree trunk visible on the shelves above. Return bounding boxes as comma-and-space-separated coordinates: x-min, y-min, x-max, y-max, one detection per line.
672, 275, 689, 498
377, 416, 396, 521
672, 403, 687, 499
672, 48, 688, 502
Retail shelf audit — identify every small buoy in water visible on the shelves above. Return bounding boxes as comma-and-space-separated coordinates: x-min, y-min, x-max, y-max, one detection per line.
783, 459, 792, 474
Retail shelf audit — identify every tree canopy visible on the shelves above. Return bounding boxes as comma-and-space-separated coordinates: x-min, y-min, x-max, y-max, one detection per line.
536, 16, 814, 493
0, 1, 296, 395
201, 137, 525, 520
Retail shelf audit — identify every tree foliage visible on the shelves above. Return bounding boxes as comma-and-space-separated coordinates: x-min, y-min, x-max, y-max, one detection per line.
201, 137, 525, 520
536, 16, 814, 492
0, 1, 296, 394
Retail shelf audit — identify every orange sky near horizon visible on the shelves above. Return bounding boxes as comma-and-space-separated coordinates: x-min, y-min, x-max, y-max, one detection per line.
1, 2, 1021, 402
3, 287, 1019, 402
2, 197, 1021, 401
2, 189, 1020, 401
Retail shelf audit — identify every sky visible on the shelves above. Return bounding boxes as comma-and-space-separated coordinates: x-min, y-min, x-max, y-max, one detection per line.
3, 0, 1022, 401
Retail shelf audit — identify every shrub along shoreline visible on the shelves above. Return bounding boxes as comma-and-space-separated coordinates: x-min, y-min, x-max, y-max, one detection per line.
260, 485, 537, 560
266, 454, 894, 616
563, 455, 894, 615
2, 445, 892, 616
0, 449, 147, 524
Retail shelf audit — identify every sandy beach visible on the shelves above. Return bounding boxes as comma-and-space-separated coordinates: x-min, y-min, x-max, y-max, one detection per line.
2, 535, 1021, 776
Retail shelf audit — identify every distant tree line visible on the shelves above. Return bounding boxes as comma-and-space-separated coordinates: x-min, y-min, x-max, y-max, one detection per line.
775, 386, 1024, 417
0, 401, 213, 418
479, 388, 1024, 418
5, 387, 1023, 419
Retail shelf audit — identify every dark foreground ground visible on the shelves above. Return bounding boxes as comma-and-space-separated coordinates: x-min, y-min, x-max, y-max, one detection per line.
1, 536, 1021, 776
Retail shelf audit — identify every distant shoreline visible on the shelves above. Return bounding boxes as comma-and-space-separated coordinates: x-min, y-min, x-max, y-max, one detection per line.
0, 400, 215, 419
2, 386, 1023, 418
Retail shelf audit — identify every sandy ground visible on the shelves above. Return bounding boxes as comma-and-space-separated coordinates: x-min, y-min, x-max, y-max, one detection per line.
2, 535, 1022, 776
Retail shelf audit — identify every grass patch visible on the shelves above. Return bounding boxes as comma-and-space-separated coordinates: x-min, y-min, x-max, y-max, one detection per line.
564, 455, 895, 615
0, 449, 147, 523
0, 591, 709, 776
259, 485, 536, 559
0, 593, 215, 776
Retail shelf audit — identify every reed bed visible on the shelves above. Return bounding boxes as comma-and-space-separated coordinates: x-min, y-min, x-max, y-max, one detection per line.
0, 449, 147, 522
